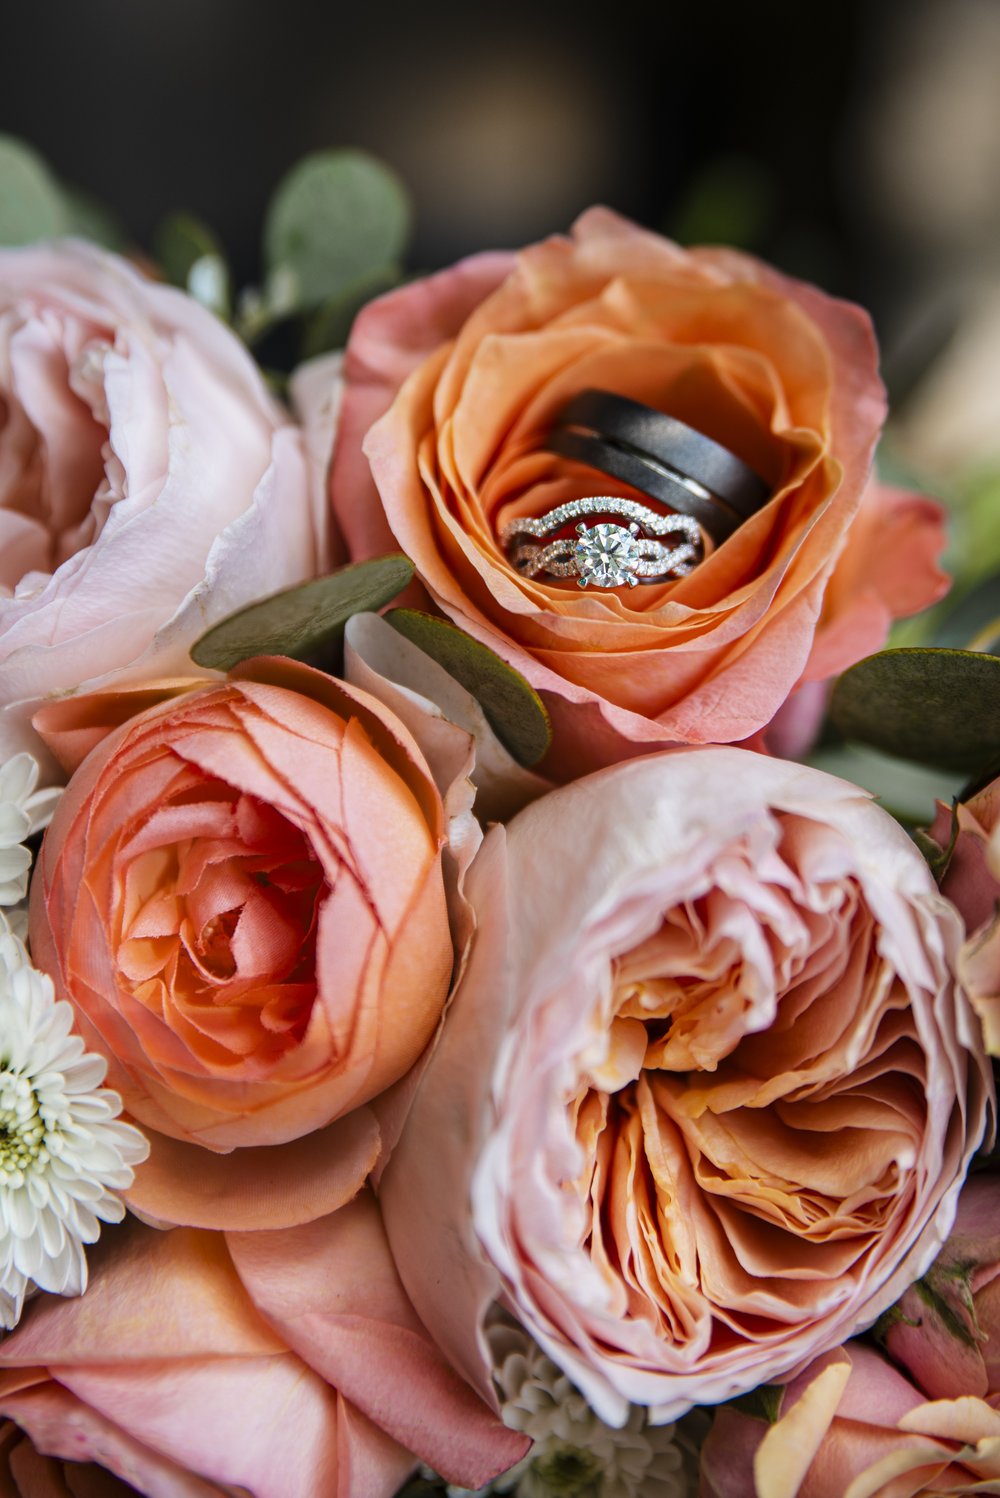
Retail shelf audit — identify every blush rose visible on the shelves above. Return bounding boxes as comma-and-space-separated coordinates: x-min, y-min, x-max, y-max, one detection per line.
28, 658, 453, 1230
329, 208, 946, 772
0, 1196, 526, 1498
380, 748, 992, 1424
0, 240, 330, 778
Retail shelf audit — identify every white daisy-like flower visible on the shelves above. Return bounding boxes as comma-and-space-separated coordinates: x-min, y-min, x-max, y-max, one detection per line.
0, 752, 61, 911
442, 1322, 702, 1498
0, 929, 148, 1330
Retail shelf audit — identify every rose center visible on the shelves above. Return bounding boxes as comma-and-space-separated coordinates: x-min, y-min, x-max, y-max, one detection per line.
115, 788, 326, 1059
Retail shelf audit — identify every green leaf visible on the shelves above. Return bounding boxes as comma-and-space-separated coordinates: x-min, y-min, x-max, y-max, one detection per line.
671, 154, 776, 250
302, 265, 402, 358
0, 135, 69, 245
830, 648, 1000, 773
386, 609, 551, 768
153, 212, 221, 284
726, 1384, 785, 1424
59, 184, 126, 250
806, 742, 966, 829
190, 556, 414, 672
264, 149, 412, 310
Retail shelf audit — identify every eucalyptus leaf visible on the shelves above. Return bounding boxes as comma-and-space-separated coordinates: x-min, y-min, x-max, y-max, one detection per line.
302, 265, 402, 358
60, 184, 126, 249
830, 648, 1000, 773
153, 212, 225, 289
0, 135, 68, 245
929, 571, 1000, 652
264, 149, 411, 310
806, 742, 966, 829
386, 610, 551, 768
191, 556, 414, 672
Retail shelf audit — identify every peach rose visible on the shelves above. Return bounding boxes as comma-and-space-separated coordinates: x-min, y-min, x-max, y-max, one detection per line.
380, 748, 992, 1424
28, 657, 452, 1230
700, 1342, 1000, 1497
0, 240, 330, 779
0, 1196, 526, 1498
330, 208, 946, 772
928, 782, 1000, 1055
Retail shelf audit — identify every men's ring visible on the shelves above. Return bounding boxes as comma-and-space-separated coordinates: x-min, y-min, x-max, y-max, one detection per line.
501, 496, 704, 589
547, 389, 771, 547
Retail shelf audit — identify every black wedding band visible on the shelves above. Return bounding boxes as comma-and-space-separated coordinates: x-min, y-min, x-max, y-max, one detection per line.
548, 389, 771, 547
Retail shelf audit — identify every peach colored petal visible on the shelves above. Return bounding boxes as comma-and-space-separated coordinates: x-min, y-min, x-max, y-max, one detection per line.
0, 1386, 228, 1498
124, 1106, 381, 1230
331, 252, 514, 562
755, 1355, 852, 1498
228, 1191, 529, 1487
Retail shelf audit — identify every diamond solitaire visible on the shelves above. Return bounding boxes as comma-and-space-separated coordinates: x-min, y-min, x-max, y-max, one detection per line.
574, 522, 641, 588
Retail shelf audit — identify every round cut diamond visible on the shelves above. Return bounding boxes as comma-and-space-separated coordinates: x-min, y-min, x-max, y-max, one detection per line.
574, 523, 640, 588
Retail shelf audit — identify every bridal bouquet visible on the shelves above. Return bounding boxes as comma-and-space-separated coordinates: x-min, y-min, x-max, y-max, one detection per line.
2, 135, 1000, 1498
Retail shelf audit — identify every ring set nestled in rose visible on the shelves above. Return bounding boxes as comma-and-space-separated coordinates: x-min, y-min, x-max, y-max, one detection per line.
500, 389, 771, 590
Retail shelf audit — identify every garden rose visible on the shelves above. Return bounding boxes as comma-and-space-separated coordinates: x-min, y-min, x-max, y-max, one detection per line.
929, 782, 1000, 1055
0, 1196, 526, 1498
0, 240, 329, 778
380, 749, 992, 1423
29, 658, 452, 1229
700, 1342, 1000, 1497
332, 208, 945, 771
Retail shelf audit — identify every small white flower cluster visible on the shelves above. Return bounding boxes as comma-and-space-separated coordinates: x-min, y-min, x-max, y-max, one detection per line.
0, 753, 61, 941
0, 753, 148, 1331
443, 1321, 699, 1498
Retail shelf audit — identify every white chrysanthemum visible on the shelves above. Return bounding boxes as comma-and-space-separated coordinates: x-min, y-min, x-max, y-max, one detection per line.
0, 930, 148, 1330
0, 753, 61, 910
444, 1323, 700, 1498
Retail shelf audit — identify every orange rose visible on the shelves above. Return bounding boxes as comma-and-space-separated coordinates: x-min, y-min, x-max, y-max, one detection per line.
331, 209, 946, 772
28, 658, 452, 1230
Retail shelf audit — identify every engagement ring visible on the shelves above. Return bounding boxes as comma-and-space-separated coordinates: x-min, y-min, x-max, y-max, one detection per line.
501, 496, 704, 589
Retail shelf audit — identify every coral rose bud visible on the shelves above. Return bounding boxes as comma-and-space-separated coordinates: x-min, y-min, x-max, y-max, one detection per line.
884, 1172, 1000, 1401
381, 748, 992, 1423
28, 658, 452, 1229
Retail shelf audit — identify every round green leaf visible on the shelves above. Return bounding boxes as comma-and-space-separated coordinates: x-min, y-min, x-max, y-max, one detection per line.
302, 265, 402, 358
264, 149, 411, 310
152, 212, 224, 290
60, 184, 126, 250
0, 135, 69, 245
191, 556, 414, 672
830, 647, 1000, 773
387, 609, 551, 768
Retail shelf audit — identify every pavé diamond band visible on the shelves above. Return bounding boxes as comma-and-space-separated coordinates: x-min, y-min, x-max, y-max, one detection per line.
501, 497, 704, 588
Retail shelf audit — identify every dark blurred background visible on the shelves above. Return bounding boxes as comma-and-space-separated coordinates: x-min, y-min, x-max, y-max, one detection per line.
5, 0, 1000, 472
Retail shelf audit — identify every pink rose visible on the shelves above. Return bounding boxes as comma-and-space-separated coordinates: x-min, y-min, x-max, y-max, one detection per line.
380, 748, 991, 1423
929, 782, 1000, 1055
884, 1172, 1000, 1402
0, 240, 330, 778
700, 1342, 1000, 1497
0, 1194, 525, 1497
328, 209, 945, 772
